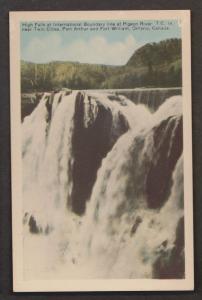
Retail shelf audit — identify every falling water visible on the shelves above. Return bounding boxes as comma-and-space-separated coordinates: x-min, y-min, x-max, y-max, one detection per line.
22, 89, 184, 279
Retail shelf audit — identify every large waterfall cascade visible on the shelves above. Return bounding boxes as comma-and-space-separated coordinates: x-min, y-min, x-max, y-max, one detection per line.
22, 89, 184, 280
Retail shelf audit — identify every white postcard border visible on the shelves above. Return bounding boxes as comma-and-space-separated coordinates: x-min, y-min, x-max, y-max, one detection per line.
10, 10, 194, 292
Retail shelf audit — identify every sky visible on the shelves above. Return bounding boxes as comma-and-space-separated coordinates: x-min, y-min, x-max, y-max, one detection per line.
21, 19, 181, 66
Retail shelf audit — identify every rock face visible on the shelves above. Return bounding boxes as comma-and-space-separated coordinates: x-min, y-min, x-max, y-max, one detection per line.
153, 217, 185, 278
146, 115, 183, 209
71, 92, 129, 215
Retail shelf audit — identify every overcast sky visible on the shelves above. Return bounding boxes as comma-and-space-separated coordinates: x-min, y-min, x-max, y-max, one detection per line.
21, 20, 181, 65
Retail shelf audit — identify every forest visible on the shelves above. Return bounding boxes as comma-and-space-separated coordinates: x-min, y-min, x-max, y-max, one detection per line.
21, 38, 182, 92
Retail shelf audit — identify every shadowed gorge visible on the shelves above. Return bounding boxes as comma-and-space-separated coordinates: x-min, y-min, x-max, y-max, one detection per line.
71, 92, 128, 214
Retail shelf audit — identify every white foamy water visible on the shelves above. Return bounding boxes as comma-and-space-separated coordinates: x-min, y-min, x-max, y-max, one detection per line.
22, 90, 184, 279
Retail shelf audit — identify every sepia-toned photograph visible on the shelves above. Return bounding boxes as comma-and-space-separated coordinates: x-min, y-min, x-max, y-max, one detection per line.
10, 10, 194, 292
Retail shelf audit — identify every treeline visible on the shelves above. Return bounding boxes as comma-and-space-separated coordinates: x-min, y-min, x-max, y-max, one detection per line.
21, 38, 182, 92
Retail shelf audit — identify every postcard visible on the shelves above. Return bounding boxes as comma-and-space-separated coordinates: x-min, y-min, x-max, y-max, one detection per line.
10, 10, 194, 292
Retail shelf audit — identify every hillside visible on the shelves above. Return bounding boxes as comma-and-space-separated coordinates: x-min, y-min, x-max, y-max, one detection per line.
127, 38, 181, 67
21, 38, 182, 92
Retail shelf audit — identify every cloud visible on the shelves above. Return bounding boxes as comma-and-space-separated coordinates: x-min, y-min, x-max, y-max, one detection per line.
22, 33, 139, 65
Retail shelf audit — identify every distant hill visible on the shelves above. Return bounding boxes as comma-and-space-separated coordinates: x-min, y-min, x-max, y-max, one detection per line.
21, 38, 182, 92
127, 38, 181, 67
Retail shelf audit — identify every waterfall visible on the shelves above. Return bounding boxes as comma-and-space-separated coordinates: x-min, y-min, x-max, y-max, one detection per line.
113, 87, 182, 111
21, 87, 182, 120
22, 90, 184, 280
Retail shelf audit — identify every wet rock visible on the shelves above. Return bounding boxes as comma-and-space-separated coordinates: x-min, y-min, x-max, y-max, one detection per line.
28, 215, 42, 234
152, 217, 185, 279
45, 93, 54, 123
130, 216, 142, 236
146, 116, 183, 209
70, 92, 129, 215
